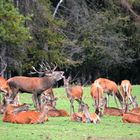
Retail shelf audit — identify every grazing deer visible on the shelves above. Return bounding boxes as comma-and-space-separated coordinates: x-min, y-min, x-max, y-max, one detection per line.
120, 80, 137, 112
63, 76, 83, 115
7, 63, 64, 110
71, 102, 100, 124
122, 113, 140, 124
94, 78, 124, 109
103, 97, 123, 116
3, 96, 54, 124
90, 82, 104, 116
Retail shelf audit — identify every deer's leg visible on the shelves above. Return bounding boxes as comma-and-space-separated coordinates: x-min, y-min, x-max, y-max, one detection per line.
70, 99, 74, 115
32, 93, 40, 110
114, 95, 119, 108
76, 98, 83, 112
125, 96, 128, 113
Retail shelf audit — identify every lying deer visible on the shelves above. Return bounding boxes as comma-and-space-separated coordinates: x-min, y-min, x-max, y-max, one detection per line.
3, 96, 54, 124
63, 76, 83, 115
70, 102, 100, 124
94, 78, 124, 108
41, 95, 69, 117
47, 109, 69, 117
130, 106, 140, 115
122, 113, 140, 124
103, 97, 123, 116
7, 63, 64, 110
90, 82, 104, 116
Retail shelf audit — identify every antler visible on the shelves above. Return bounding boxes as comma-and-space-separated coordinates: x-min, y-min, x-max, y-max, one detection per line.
0, 56, 7, 75
29, 66, 44, 75
29, 61, 58, 75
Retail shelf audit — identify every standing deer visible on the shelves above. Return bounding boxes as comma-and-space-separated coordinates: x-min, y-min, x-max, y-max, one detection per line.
63, 76, 83, 115
120, 80, 138, 111
7, 63, 64, 110
90, 82, 104, 116
94, 78, 124, 109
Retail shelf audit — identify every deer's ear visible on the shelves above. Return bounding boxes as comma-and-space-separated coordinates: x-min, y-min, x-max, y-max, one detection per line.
68, 76, 71, 81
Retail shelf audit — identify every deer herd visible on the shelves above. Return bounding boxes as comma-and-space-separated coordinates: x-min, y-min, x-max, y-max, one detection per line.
0, 58, 140, 124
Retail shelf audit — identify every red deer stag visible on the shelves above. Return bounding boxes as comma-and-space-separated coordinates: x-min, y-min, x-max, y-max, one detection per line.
71, 102, 100, 124
122, 113, 140, 124
63, 76, 83, 115
94, 78, 124, 109
90, 82, 104, 116
7, 63, 64, 110
120, 80, 138, 112
103, 97, 123, 116
3, 96, 54, 124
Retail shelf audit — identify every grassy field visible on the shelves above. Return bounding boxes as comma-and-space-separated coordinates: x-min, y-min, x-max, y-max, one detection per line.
0, 85, 140, 140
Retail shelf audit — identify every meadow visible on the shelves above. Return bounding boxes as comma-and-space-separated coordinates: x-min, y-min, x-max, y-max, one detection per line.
0, 85, 140, 140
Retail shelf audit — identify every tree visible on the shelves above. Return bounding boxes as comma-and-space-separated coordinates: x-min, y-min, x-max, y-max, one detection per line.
0, 0, 31, 77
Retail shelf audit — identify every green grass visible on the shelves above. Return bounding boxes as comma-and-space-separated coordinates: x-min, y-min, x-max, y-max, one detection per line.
0, 85, 140, 140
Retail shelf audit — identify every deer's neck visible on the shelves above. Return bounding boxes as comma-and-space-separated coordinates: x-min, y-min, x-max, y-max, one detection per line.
37, 106, 48, 123
83, 107, 92, 121
64, 84, 71, 98
42, 77, 56, 89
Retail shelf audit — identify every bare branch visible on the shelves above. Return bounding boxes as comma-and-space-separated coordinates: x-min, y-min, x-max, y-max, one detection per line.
0, 56, 7, 76
53, 0, 63, 17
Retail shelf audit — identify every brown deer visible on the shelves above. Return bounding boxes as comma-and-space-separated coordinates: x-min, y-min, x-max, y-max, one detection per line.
41, 94, 69, 117
130, 106, 140, 115
120, 80, 138, 112
7, 63, 64, 110
90, 82, 104, 116
3, 96, 54, 124
63, 76, 83, 115
47, 109, 69, 117
103, 97, 123, 116
94, 78, 124, 109
70, 102, 100, 124
122, 113, 140, 124
43, 88, 55, 101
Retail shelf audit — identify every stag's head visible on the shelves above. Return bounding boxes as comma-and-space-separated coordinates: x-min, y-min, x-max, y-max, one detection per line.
30, 62, 64, 81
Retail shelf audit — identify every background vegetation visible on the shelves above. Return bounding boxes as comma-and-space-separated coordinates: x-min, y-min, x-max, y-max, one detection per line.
0, 0, 140, 84
0, 86, 140, 140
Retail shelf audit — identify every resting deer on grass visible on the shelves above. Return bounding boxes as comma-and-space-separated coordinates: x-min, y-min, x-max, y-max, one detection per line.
41, 95, 69, 117
103, 97, 123, 116
94, 78, 124, 109
71, 102, 100, 124
90, 82, 104, 116
120, 80, 138, 112
122, 113, 140, 124
63, 76, 83, 115
3, 96, 54, 124
7, 63, 64, 110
